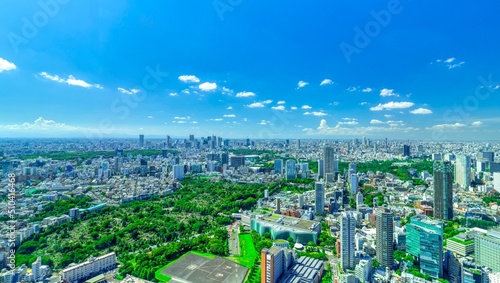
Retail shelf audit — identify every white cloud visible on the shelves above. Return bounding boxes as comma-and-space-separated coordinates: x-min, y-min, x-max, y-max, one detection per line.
247, 102, 265, 108
304, 111, 327, 117
342, 118, 357, 121
214, 118, 223, 121
262, 100, 273, 104
370, 101, 415, 111
410, 108, 433, 115
40, 72, 103, 89
169, 92, 178, 97
370, 119, 384, 124
118, 88, 140, 95
360, 102, 368, 105
471, 121, 483, 127
174, 116, 190, 120
320, 79, 333, 86
362, 88, 372, 92
271, 105, 285, 111
0, 117, 90, 132
182, 89, 190, 94
222, 87, 233, 95
147, 116, 153, 119
302, 105, 312, 109
198, 82, 217, 91
191, 121, 198, 124
178, 75, 200, 83
259, 120, 270, 125
428, 123, 465, 129
297, 81, 309, 88
0, 58, 16, 72
223, 114, 236, 118
435, 57, 465, 69
380, 88, 398, 97
347, 86, 357, 92
236, 91, 256, 98
277, 100, 286, 105
384, 114, 393, 118
306, 119, 418, 136
337, 121, 359, 126
290, 106, 298, 110
226, 106, 233, 110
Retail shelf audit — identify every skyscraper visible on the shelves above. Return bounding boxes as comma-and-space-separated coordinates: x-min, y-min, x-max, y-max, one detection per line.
261, 247, 285, 283
323, 147, 335, 177
350, 174, 358, 193
32, 256, 41, 282
403, 145, 410, 157
406, 215, 444, 278
317, 159, 324, 178
340, 211, 356, 270
433, 161, 453, 220
139, 134, 144, 148
315, 182, 325, 215
455, 155, 471, 188
173, 165, 184, 180
376, 206, 394, 268
275, 159, 283, 174
285, 160, 296, 180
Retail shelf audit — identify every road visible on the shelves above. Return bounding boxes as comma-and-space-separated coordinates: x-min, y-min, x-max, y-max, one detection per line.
227, 220, 240, 256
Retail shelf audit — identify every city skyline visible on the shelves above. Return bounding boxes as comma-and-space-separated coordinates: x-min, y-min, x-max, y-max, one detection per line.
1, 1, 500, 139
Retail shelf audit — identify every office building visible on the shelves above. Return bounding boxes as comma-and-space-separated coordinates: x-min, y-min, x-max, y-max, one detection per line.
276, 198, 281, 214
250, 215, 321, 244
376, 206, 394, 268
446, 232, 475, 257
340, 211, 356, 270
403, 145, 410, 157
318, 159, 324, 178
351, 174, 358, 193
494, 172, 500, 192
455, 155, 471, 188
433, 161, 454, 220
475, 228, 500, 272
139, 134, 144, 148
173, 165, 184, 180
274, 159, 283, 174
323, 147, 335, 177
61, 253, 116, 283
261, 247, 286, 283
406, 215, 444, 278
482, 151, 495, 162
221, 152, 229, 166
230, 156, 245, 169
315, 182, 325, 214
286, 160, 296, 180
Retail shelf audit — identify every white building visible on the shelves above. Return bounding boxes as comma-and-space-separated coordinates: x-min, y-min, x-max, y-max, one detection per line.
355, 259, 372, 283
32, 256, 41, 282
61, 252, 117, 283
494, 172, 500, 193
340, 211, 356, 270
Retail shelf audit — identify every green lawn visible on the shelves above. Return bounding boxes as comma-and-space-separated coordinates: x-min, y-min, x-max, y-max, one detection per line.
230, 233, 258, 269
449, 237, 474, 245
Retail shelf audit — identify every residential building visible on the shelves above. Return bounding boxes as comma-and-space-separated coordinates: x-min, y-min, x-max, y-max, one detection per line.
340, 211, 356, 270
433, 161, 454, 220
455, 155, 471, 188
61, 252, 117, 283
315, 182, 325, 214
376, 206, 394, 268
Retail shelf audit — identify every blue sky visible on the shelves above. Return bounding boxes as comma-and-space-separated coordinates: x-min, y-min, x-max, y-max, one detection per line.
1, 0, 500, 140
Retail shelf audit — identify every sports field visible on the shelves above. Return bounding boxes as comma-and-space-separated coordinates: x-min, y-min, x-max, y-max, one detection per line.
156, 252, 248, 283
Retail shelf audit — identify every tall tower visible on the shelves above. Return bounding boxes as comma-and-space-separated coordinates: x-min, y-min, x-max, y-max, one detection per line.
285, 160, 296, 180
340, 211, 356, 270
139, 134, 144, 148
274, 159, 283, 174
376, 206, 394, 268
323, 146, 335, 177
433, 161, 453, 220
455, 155, 471, 188
315, 182, 325, 214
32, 257, 41, 282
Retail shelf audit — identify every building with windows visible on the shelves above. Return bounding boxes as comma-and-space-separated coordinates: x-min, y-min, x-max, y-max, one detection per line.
323, 147, 335, 177
376, 206, 394, 268
250, 214, 321, 244
340, 211, 356, 270
406, 214, 444, 278
315, 182, 325, 214
475, 228, 500, 272
433, 161, 453, 220
446, 232, 475, 257
274, 159, 283, 174
455, 155, 471, 188
61, 252, 117, 283
285, 160, 296, 180
173, 165, 184, 180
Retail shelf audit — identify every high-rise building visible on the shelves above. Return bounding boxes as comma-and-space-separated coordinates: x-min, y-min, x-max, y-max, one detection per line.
261, 247, 285, 283
323, 147, 335, 177
475, 228, 500, 272
173, 165, 184, 180
340, 211, 356, 270
315, 182, 325, 214
286, 160, 296, 180
275, 159, 283, 174
139, 134, 144, 148
376, 206, 394, 268
230, 156, 245, 169
166, 135, 171, 148
406, 215, 444, 278
455, 155, 471, 188
482, 151, 495, 162
221, 152, 229, 166
433, 161, 453, 220
275, 198, 281, 214
350, 174, 358, 193
318, 159, 324, 178
403, 145, 410, 157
